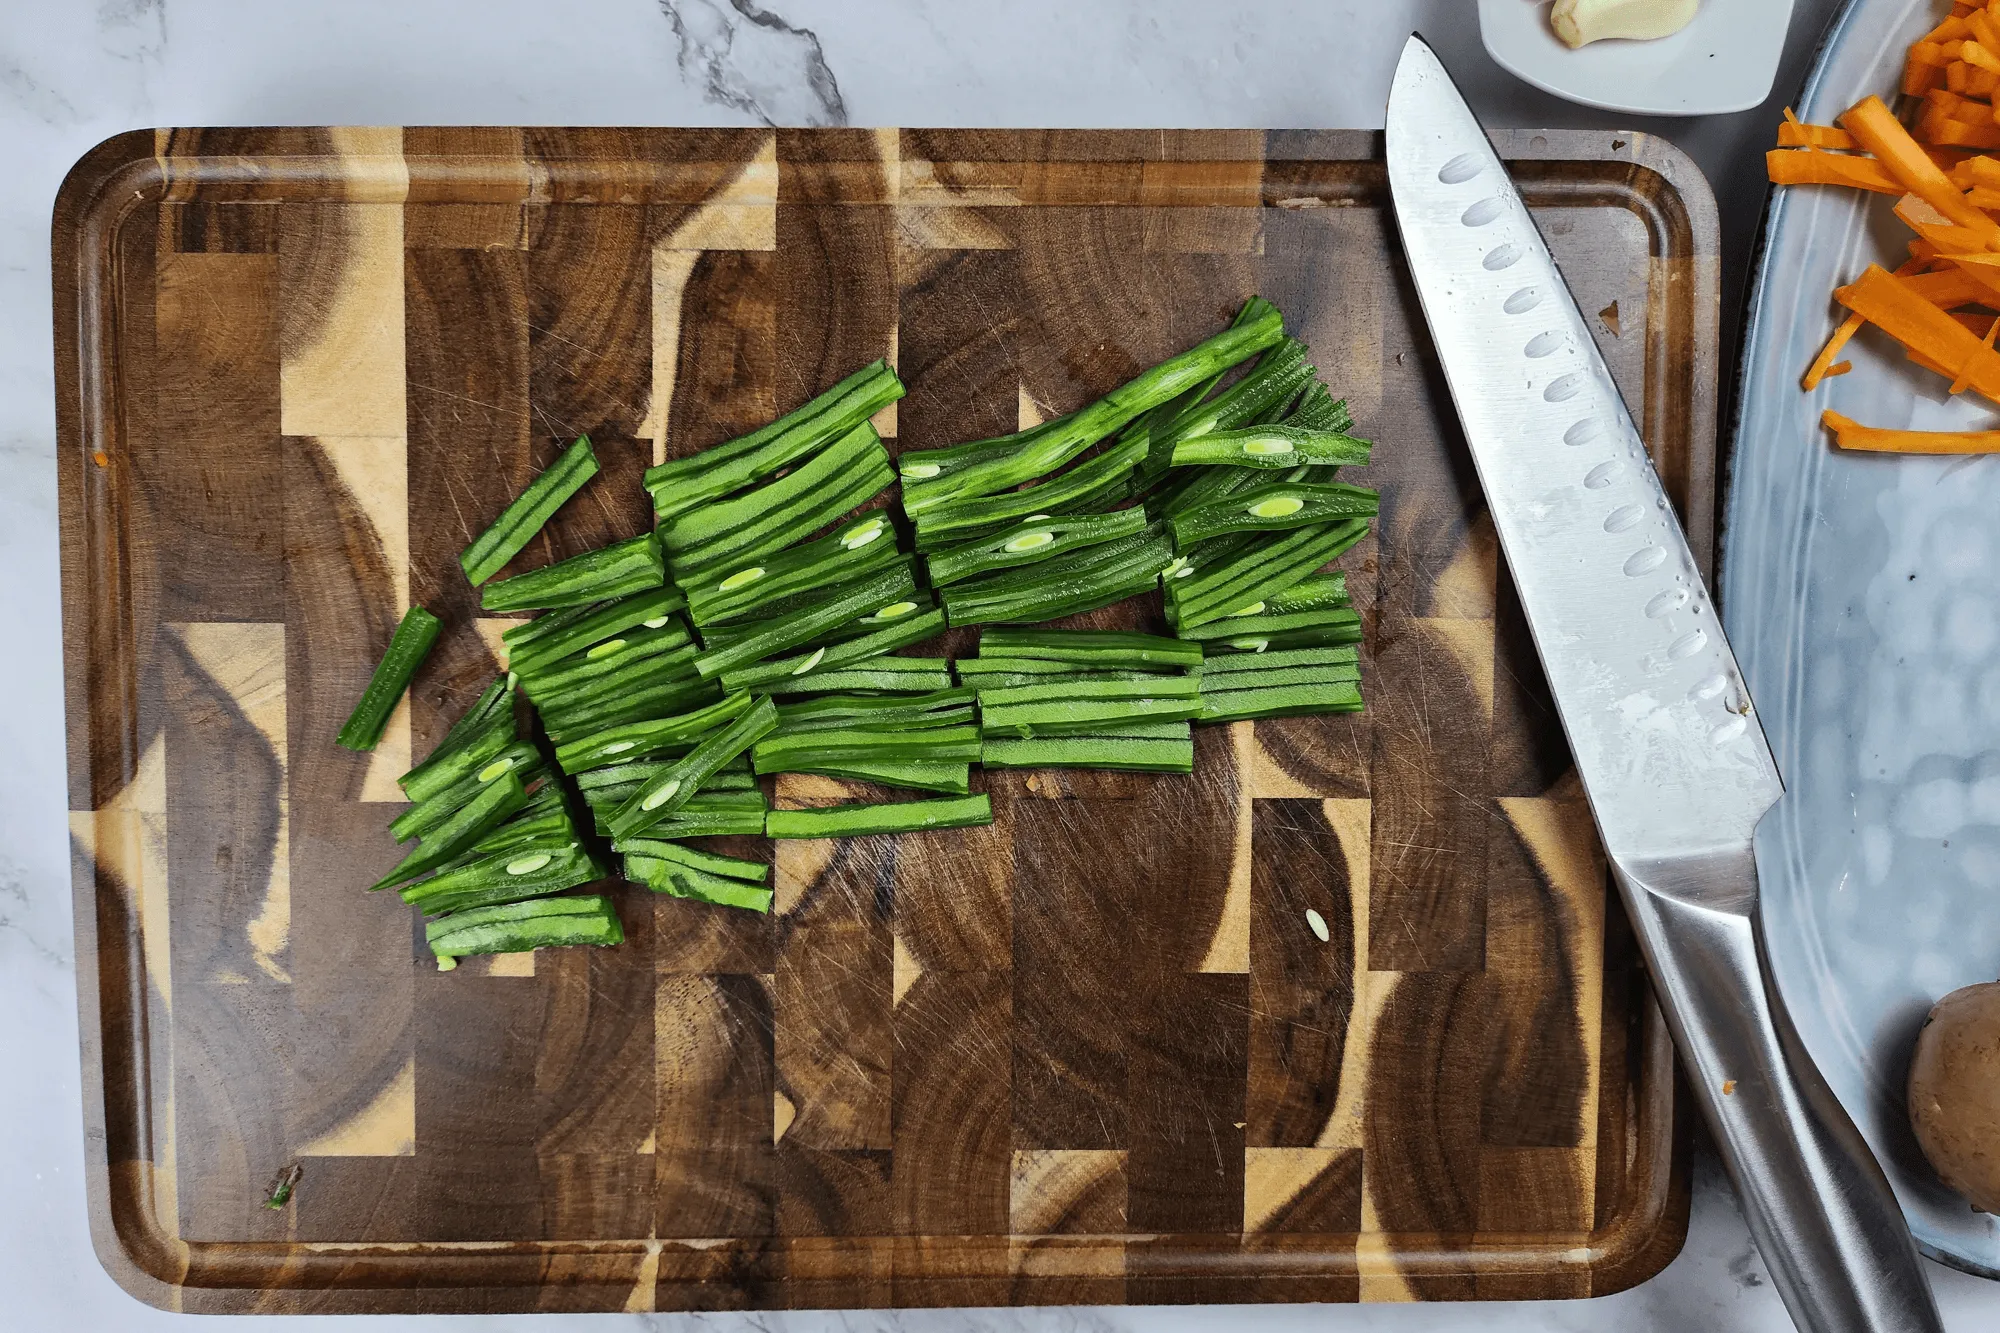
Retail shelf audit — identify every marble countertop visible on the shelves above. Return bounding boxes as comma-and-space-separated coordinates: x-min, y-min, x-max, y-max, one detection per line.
6, 0, 1998, 1328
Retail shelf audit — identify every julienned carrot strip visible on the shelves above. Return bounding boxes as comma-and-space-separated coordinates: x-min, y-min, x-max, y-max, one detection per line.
1901, 267, 1987, 305
1942, 255, 2000, 307
1803, 314, 1865, 391
1910, 59, 1948, 97
1951, 310, 2000, 336
1953, 155, 2000, 187
1927, 16, 1975, 43
1953, 312, 2000, 392
1930, 88, 1973, 116
1843, 95, 2000, 241
1894, 193, 1989, 253
1835, 263, 2000, 403
1765, 150, 1901, 193
1931, 116, 2000, 148
1777, 121, 1857, 149
1910, 347, 1961, 378
1822, 409, 2000, 453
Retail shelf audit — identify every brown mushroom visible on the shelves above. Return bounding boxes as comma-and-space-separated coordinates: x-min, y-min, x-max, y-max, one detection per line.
1908, 981, 2000, 1213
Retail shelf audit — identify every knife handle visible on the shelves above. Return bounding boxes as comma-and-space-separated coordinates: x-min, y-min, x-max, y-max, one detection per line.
1616, 854, 1942, 1333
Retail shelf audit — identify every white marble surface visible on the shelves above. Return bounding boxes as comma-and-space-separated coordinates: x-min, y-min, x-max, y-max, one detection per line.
4, 1, 1998, 1328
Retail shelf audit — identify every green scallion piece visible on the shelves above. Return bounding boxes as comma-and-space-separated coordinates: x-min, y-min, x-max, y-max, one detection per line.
336, 606, 444, 751
606, 696, 781, 840
924, 508, 1147, 587
900, 303, 1284, 513
1167, 521, 1367, 629
684, 511, 900, 627
1166, 425, 1372, 471
662, 421, 894, 576
940, 525, 1174, 627
981, 732, 1194, 772
480, 533, 666, 614
769, 759, 972, 794
388, 740, 544, 842
400, 841, 604, 916
372, 772, 530, 891
502, 587, 688, 676
425, 893, 624, 958
1195, 679, 1364, 723
764, 794, 994, 839
973, 628, 1204, 671
1168, 480, 1378, 547
910, 434, 1149, 551
719, 607, 947, 693
976, 675, 1203, 739
751, 724, 982, 774
644, 360, 904, 525
613, 839, 769, 883
554, 691, 755, 774
459, 437, 600, 585
693, 563, 918, 680
762, 655, 953, 694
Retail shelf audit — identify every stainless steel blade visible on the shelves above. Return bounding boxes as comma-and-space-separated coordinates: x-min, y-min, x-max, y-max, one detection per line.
1385, 36, 1941, 1333
1385, 38, 1780, 881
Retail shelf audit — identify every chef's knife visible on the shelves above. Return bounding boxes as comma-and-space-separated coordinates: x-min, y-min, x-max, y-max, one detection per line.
1385, 35, 1940, 1333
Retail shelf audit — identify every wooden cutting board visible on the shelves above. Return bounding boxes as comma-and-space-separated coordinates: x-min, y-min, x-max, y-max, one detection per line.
55, 126, 1713, 1314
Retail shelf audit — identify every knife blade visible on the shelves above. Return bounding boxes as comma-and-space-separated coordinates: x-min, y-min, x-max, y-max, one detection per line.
1386, 35, 1940, 1333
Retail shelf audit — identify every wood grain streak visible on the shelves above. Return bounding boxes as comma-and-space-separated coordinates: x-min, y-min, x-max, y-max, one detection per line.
151, 254, 284, 621
1248, 799, 1358, 1148
1010, 799, 1135, 1149
893, 970, 1011, 1236
773, 837, 892, 1150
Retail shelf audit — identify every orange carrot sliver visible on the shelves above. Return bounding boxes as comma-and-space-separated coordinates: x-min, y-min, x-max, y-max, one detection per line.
1803, 313, 1865, 390
1951, 310, 2000, 393
1776, 121, 1857, 149
1766, 149, 1901, 193
1835, 263, 2000, 403
1894, 193, 1989, 254
1944, 255, 2000, 307
1901, 267, 1987, 305
1929, 86, 1972, 115
1843, 94, 2000, 239
1928, 114, 2000, 148
1823, 408, 2000, 453
1952, 154, 2000, 187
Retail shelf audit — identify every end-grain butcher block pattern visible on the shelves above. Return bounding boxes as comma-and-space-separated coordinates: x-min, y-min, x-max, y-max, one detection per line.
54, 126, 1714, 1313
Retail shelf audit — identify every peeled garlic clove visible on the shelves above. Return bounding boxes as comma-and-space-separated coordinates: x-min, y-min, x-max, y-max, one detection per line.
1550, 0, 1700, 48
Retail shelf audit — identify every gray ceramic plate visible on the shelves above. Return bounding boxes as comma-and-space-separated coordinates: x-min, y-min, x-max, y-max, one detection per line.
1729, 0, 2000, 1280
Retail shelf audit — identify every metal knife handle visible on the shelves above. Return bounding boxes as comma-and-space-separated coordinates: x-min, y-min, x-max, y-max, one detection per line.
1617, 853, 1942, 1333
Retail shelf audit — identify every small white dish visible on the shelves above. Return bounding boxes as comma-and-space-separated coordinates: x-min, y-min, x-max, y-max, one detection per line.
1478, 0, 1798, 116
